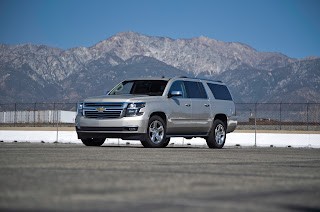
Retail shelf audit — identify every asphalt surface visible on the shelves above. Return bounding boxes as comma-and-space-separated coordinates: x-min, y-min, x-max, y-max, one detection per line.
0, 143, 320, 212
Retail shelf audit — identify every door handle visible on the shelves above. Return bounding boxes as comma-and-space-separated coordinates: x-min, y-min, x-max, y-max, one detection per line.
185, 104, 191, 107
204, 104, 210, 107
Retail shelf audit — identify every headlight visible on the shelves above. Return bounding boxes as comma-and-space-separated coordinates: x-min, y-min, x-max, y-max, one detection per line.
77, 103, 83, 116
125, 102, 146, 117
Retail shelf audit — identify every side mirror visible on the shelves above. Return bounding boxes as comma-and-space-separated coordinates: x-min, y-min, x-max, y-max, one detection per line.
168, 91, 182, 98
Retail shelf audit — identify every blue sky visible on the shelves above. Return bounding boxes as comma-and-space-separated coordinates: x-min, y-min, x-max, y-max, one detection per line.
0, 0, 319, 59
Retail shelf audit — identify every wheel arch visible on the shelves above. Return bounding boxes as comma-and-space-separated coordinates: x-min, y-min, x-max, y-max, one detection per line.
149, 111, 167, 126
214, 114, 227, 129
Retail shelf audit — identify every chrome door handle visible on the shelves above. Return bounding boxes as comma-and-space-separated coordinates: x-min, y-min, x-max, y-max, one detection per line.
185, 104, 191, 107
204, 104, 210, 107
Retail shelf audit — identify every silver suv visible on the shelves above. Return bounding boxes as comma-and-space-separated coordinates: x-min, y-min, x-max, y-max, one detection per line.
75, 77, 237, 148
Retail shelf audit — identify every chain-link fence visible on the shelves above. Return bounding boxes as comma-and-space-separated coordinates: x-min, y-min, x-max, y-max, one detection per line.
0, 102, 319, 130
236, 103, 320, 131
0, 102, 319, 147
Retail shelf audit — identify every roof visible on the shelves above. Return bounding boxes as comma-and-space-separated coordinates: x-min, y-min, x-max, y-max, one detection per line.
178, 76, 223, 83
123, 76, 223, 83
123, 77, 171, 81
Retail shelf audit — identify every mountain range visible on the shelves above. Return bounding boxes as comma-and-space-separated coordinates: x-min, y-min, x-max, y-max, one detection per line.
0, 31, 319, 104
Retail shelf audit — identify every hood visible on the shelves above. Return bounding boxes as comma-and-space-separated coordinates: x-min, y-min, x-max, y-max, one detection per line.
83, 94, 163, 102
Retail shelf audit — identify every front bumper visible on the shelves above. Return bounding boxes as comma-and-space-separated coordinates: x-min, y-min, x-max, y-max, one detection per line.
76, 115, 148, 140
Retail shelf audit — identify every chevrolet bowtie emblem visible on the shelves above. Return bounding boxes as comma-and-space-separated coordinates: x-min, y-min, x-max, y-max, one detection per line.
96, 107, 105, 112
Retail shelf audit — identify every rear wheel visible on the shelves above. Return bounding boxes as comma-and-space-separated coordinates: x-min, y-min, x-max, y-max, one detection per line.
140, 115, 167, 148
206, 120, 226, 148
81, 138, 105, 146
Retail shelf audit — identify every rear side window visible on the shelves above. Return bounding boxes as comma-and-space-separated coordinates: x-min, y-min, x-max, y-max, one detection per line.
207, 83, 233, 101
183, 81, 207, 99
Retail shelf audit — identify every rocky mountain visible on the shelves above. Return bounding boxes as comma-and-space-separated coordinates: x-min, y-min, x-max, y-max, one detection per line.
0, 31, 319, 104
92, 31, 296, 75
219, 58, 320, 103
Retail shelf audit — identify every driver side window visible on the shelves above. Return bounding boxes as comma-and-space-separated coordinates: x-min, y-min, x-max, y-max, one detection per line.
110, 81, 134, 95
168, 81, 186, 98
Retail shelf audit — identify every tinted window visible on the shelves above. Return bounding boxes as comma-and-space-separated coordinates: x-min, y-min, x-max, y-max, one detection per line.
168, 81, 185, 98
110, 80, 168, 96
112, 81, 134, 95
207, 83, 233, 101
183, 81, 208, 99
198, 83, 208, 99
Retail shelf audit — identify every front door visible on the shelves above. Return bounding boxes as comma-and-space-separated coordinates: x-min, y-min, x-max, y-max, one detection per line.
166, 80, 193, 135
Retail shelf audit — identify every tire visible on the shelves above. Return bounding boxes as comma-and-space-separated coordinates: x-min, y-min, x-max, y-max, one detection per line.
81, 138, 106, 146
162, 138, 171, 148
206, 119, 226, 148
140, 115, 168, 148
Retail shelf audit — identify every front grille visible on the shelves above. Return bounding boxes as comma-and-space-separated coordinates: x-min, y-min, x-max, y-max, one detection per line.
84, 103, 123, 108
85, 110, 122, 119
83, 102, 125, 119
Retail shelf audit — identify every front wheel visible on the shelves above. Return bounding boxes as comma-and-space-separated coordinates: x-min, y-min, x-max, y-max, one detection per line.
206, 120, 226, 148
81, 138, 106, 146
162, 138, 171, 148
140, 115, 167, 148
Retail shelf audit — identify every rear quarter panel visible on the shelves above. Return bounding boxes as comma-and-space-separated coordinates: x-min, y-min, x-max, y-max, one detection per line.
202, 82, 237, 132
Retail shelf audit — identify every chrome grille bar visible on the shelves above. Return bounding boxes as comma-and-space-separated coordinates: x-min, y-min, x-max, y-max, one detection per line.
84, 102, 124, 107
85, 111, 122, 118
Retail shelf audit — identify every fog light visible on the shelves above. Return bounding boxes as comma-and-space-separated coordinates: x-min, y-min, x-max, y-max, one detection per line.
127, 127, 138, 131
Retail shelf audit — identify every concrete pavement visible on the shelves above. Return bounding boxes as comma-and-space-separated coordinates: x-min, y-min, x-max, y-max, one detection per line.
0, 143, 320, 212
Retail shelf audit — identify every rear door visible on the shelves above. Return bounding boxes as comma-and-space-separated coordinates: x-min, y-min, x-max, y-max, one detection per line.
183, 81, 211, 134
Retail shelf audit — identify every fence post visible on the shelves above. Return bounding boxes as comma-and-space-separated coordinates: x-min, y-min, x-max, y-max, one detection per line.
14, 103, 17, 127
280, 102, 282, 130
53, 103, 56, 127
254, 102, 257, 148
307, 103, 309, 131
56, 109, 59, 143
34, 102, 36, 127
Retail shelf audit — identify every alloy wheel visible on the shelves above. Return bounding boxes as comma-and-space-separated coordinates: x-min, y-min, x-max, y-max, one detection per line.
148, 120, 164, 144
215, 124, 225, 145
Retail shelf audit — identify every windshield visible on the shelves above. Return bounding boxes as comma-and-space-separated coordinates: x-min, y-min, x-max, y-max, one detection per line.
109, 80, 168, 96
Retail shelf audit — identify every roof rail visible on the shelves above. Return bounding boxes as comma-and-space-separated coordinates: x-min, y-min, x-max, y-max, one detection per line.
179, 76, 223, 83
